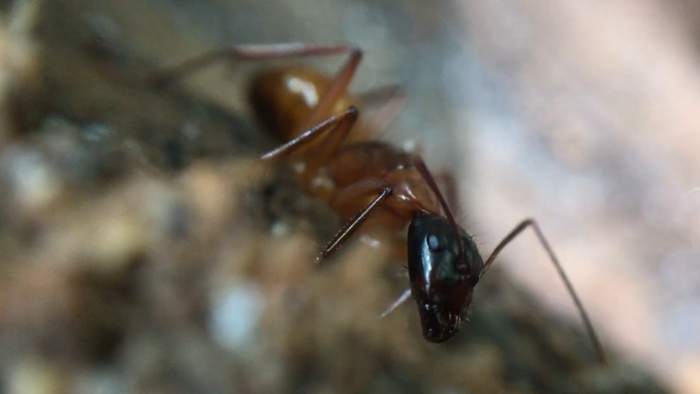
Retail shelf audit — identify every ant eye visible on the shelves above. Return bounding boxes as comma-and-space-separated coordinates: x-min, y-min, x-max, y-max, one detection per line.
427, 234, 442, 251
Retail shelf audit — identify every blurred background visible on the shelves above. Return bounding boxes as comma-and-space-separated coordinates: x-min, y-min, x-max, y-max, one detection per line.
0, 0, 698, 393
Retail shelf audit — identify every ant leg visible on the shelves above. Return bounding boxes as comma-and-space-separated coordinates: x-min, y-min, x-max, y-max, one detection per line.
302, 85, 404, 175
152, 42, 363, 168
150, 42, 361, 87
434, 171, 461, 220
260, 107, 358, 161
304, 108, 361, 177
356, 85, 406, 136
319, 180, 392, 262
481, 219, 608, 366
413, 158, 467, 270
380, 289, 412, 318
294, 47, 363, 135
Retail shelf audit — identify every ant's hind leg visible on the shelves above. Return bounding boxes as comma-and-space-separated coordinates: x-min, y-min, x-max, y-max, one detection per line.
481, 218, 608, 366
356, 85, 406, 137
150, 43, 361, 88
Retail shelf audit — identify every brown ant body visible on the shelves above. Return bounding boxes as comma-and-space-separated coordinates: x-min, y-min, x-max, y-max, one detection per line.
153, 43, 607, 365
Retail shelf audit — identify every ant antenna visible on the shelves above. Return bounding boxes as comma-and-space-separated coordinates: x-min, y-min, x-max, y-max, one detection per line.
413, 158, 468, 272
482, 218, 608, 366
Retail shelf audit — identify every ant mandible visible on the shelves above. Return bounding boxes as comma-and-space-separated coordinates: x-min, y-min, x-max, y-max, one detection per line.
152, 43, 608, 366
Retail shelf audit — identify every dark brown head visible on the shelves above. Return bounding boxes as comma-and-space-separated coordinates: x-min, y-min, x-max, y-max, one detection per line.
407, 213, 484, 342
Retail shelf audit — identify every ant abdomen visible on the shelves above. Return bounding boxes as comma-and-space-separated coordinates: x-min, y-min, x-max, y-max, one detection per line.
249, 67, 361, 145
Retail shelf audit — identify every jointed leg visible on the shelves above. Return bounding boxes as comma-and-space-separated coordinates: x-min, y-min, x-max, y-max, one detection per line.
260, 106, 358, 162
356, 85, 406, 137
434, 171, 461, 220
380, 289, 411, 318
149, 42, 363, 148
319, 180, 392, 263
152, 42, 364, 175
413, 158, 466, 270
150, 43, 361, 87
298, 46, 363, 136
481, 219, 608, 366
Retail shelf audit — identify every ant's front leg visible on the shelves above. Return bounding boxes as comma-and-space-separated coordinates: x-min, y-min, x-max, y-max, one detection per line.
319, 180, 393, 262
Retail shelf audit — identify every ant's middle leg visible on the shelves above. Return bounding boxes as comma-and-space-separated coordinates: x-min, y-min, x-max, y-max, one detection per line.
261, 106, 360, 188
261, 107, 358, 161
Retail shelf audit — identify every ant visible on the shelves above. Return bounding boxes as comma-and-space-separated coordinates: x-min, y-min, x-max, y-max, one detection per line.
151, 43, 608, 366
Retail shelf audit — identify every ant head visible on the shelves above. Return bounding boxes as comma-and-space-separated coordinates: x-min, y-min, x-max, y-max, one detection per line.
407, 213, 484, 342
